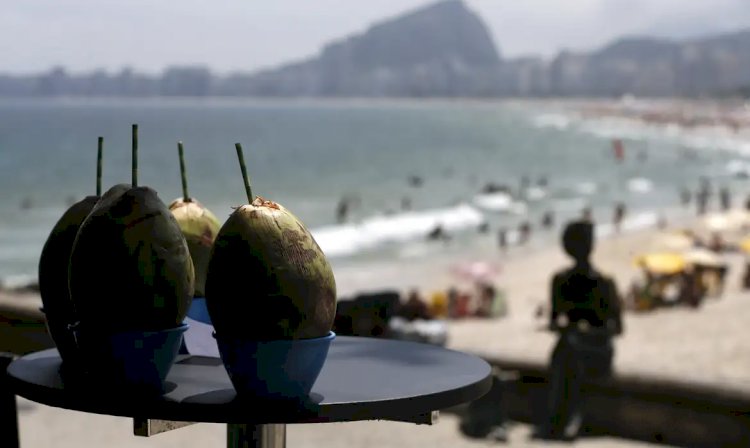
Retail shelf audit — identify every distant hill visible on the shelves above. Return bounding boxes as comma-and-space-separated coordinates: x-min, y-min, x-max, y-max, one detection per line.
543, 31, 750, 96
224, 0, 502, 97
1, 0, 750, 98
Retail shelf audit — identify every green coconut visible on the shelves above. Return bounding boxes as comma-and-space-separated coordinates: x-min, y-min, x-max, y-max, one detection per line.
68, 125, 194, 332
168, 142, 221, 297
38, 137, 105, 360
205, 144, 336, 340
38, 195, 99, 356
169, 199, 220, 297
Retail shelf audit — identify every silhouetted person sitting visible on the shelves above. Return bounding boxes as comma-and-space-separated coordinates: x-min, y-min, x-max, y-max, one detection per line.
398, 289, 432, 321
539, 220, 623, 441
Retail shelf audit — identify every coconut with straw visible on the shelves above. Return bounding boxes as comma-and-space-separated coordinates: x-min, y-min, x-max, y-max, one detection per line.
168, 141, 221, 297
38, 137, 106, 361
205, 143, 336, 340
69, 124, 194, 332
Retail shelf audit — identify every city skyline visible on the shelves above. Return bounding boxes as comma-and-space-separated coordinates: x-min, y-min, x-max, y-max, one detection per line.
2, 0, 749, 76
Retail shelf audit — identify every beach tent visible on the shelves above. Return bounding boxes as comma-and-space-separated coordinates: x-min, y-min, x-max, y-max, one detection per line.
683, 248, 724, 268
633, 252, 687, 275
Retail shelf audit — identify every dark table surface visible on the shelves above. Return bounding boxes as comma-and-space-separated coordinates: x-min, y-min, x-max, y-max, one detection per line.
6, 336, 492, 424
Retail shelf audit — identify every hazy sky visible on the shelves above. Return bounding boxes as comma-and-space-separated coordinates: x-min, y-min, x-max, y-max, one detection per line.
2, 0, 749, 75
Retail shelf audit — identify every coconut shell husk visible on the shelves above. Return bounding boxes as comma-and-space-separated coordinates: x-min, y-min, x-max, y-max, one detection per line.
69, 185, 194, 332
38, 195, 99, 357
168, 198, 221, 297
205, 197, 336, 340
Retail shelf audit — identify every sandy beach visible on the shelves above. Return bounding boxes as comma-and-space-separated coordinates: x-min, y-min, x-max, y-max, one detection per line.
334, 213, 750, 386
5, 209, 750, 447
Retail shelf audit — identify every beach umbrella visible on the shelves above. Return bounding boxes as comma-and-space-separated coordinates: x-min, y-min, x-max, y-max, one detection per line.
451, 260, 500, 282
740, 237, 750, 253
654, 231, 694, 251
703, 211, 749, 232
633, 252, 686, 275
704, 213, 731, 232
683, 248, 724, 268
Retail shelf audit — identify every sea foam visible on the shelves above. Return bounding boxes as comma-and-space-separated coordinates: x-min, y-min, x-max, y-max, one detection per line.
312, 203, 484, 258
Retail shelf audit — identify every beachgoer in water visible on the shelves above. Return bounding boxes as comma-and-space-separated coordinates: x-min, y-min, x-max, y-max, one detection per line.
696, 189, 708, 216
541, 211, 554, 230
518, 175, 531, 200
637, 149, 648, 163
719, 187, 731, 212
477, 221, 490, 234
518, 221, 532, 245
497, 227, 508, 252
539, 220, 623, 440
680, 188, 691, 207
537, 176, 549, 188
613, 202, 626, 233
407, 175, 423, 188
427, 225, 450, 242
696, 177, 711, 215
20, 197, 32, 210
336, 197, 349, 224
401, 196, 412, 211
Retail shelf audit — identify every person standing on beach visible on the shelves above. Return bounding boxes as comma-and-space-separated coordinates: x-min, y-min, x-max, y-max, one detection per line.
539, 220, 623, 441
613, 202, 626, 233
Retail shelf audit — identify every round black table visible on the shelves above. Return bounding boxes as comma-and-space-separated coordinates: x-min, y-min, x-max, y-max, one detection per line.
6, 336, 491, 448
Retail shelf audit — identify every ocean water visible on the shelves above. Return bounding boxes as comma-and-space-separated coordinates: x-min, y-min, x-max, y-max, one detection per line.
1, 97, 748, 286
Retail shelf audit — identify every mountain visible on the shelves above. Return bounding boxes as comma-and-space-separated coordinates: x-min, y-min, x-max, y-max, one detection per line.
1, 1, 750, 98
545, 31, 750, 97
222, 2, 750, 98
222, 0, 503, 97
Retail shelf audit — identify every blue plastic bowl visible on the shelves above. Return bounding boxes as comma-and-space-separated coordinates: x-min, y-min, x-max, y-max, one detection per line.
215, 331, 335, 399
74, 323, 188, 395
186, 297, 212, 325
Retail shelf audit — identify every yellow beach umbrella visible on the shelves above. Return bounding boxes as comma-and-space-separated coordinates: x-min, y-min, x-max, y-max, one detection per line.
633, 252, 687, 275
740, 238, 750, 253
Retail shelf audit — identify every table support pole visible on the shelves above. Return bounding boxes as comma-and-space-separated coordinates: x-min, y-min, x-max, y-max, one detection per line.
227, 423, 286, 448
0, 353, 19, 448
